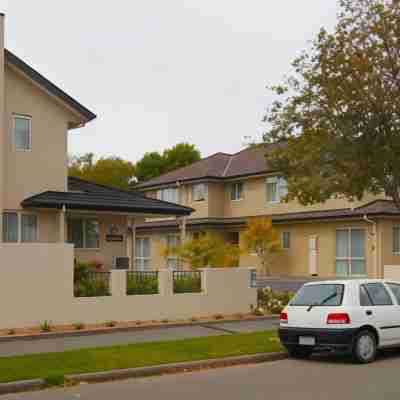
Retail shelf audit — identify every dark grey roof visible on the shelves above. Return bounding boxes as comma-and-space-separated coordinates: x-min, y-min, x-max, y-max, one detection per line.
5, 49, 96, 123
21, 177, 193, 216
135, 144, 284, 190
136, 200, 400, 230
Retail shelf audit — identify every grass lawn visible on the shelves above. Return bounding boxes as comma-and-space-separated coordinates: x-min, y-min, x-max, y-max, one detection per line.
0, 330, 282, 384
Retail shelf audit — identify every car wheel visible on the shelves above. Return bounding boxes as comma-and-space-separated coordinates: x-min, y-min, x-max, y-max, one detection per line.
352, 330, 377, 364
287, 346, 313, 359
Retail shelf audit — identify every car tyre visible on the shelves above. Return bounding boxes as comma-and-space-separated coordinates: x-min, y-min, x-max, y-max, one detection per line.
352, 330, 377, 364
287, 346, 313, 359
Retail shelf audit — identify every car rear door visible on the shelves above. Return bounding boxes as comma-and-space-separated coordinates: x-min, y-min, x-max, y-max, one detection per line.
383, 282, 400, 345
359, 283, 399, 346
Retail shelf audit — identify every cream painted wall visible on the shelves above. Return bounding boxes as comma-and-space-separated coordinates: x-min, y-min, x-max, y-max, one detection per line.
378, 219, 400, 277
0, 243, 256, 329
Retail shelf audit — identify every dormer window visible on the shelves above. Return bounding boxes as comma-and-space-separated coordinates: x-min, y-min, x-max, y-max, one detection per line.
193, 183, 207, 202
14, 115, 32, 151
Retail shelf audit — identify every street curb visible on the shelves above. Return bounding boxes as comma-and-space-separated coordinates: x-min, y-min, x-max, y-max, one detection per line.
0, 316, 279, 343
66, 352, 288, 384
0, 379, 46, 395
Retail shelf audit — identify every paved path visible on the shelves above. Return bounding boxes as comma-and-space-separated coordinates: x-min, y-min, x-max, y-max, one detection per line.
5, 350, 400, 399
0, 319, 278, 357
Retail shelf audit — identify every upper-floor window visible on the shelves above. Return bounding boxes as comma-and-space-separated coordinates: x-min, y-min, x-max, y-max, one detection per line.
266, 177, 288, 203
67, 218, 100, 249
157, 188, 179, 204
231, 182, 244, 201
2, 212, 38, 242
14, 115, 32, 151
193, 183, 208, 202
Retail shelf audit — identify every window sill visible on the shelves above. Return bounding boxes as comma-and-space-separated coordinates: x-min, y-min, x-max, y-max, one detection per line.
231, 199, 243, 202
74, 248, 101, 251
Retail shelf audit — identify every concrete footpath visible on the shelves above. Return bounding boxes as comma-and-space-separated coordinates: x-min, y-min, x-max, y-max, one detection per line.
0, 318, 279, 357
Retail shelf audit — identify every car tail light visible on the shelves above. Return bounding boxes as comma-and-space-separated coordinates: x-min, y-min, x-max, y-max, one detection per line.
280, 312, 288, 323
327, 313, 350, 325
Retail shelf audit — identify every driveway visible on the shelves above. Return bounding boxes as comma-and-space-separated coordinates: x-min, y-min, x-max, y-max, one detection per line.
0, 318, 279, 357
5, 351, 400, 399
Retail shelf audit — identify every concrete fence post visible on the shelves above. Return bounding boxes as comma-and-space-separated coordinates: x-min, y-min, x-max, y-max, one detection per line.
110, 270, 126, 297
158, 269, 173, 297
200, 268, 209, 294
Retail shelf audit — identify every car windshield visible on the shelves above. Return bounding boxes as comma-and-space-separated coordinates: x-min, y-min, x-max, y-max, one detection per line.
290, 284, 345, 307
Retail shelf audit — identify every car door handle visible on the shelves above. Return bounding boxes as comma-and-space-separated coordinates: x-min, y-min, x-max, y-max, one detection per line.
366, 310, 373, 316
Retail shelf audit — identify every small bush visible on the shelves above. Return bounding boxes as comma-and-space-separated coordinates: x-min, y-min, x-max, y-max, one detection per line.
73, 322, 85, 330
161, 319, 169, 324
44, 375, 65, 386
257, 287, 294, 314
105, 320, 117, 328
40, 320, 52, 332
190, 317, 199, 322
214, 314, 224, 320
173, 276, 201, 294
126, 275, 158, 295
7, 329, 15, 335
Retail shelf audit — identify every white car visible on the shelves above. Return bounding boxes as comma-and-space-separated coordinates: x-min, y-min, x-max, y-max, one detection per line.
278, 279, 400, 363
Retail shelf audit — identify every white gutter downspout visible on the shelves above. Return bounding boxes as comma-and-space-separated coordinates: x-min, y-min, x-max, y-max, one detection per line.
363, 215, 378, 278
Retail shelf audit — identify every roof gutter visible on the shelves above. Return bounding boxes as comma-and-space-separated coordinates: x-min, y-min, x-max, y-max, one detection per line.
363, 215, 379, 278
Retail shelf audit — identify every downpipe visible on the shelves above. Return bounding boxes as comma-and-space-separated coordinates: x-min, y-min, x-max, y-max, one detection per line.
363, 215, 378, 278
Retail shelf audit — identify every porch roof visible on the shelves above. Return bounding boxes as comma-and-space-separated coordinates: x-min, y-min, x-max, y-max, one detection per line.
21, 177, 193, 217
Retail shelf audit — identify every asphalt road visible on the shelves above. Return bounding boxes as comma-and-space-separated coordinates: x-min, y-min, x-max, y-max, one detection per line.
5, 351, 400, 400
0, 319, 279, 357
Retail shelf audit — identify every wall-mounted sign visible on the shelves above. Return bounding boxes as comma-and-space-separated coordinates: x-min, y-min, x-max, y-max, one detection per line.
106, 225, 124, 242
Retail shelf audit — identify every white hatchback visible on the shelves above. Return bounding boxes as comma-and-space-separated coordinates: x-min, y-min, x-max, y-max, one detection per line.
278, 279, 400, 363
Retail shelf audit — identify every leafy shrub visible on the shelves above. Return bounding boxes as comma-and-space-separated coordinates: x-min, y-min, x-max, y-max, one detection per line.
126, 275, 158, 295
74, 262, 110, 297
40, 320, 52, 332
214, 314, 224, 320
44, 375, 65, 386
105, 320, 117, 327
173, 276, 202, 294
257, 287, 294, 314
7, 329, 15, 335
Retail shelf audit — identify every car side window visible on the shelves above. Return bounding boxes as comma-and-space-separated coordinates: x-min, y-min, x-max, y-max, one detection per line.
387, 283, 400, 304
360, 285, 372, 306
362, 283, 393, 306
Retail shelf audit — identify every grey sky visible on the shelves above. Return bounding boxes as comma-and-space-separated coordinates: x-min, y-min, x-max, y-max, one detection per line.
2, 0, 340, 162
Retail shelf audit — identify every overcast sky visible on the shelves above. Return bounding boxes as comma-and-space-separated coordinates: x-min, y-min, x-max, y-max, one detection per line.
2, 0, 340, 162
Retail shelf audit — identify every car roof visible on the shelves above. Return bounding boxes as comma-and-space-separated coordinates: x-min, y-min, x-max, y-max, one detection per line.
303, 279, 397, 286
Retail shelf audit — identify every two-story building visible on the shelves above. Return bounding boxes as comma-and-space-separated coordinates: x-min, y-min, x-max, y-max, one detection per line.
136, 144, 400, 278
0, 14, 192, 268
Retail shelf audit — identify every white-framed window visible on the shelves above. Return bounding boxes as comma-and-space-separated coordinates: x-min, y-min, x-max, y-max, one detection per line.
393, 226, 400, 254
266, 177, 288, 203
2, 212, 38, 243
14, 115, 32, 151
282, 231, 291, 250
135, 237, 151, 271
157, 187, 180, 203
336, 228, 366, 276
166, 235, 180, 270
67, 218, 100, 249
193, 183, 208, 202
231, 182, 244, 201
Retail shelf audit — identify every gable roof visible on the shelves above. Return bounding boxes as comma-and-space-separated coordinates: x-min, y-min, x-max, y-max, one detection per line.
135, 143, 283, 190
5, 49, 96, 124
21, 176, 193, 216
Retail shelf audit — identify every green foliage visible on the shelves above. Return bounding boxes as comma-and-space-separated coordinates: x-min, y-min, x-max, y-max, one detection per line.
258, 288, 294, 314
73, 262, 110, 297
69, 153, 135, 190
40, 321, 52, 333
7, 329, 15, 336
126, 275, 159, 295
73, 322, 85, 330
44, 375, 65, 386
135, 143, 201, 182
173, 275, 202, 294
242, 218, 281, 276
165, 233, 241, 269
105, 321, 117, 327
263, 0, 400, 209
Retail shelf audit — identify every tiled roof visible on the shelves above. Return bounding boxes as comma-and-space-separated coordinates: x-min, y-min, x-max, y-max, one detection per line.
135, 144, 283, 189
21, 177, 193, 216
136, 200, 400, 230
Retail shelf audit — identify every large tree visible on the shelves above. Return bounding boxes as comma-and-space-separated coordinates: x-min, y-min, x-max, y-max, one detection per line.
135, 143, 201, 182
264, 0, 400, 208
69, 153, 136, 190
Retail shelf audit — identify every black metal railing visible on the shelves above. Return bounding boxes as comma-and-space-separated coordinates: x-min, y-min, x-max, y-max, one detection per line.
74, 271, 111, 297
126, 271, 159, 295
173, 271, 202, 294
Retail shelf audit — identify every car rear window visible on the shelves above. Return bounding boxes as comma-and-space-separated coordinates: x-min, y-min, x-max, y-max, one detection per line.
290, 284, 345, 307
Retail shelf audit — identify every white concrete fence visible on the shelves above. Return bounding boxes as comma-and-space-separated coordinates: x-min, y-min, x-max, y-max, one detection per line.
0, 243, 257, 330
384, 265, 400, 280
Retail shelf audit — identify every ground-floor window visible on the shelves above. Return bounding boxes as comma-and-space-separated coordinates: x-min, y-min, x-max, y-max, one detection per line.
336, 228, 366, 276
166, 235, 180, 270
282, 231, 291, 250
135, 237, 151, 271
393, 226, 400, 254
2, 212, 38, 243
67, 218, 100, 249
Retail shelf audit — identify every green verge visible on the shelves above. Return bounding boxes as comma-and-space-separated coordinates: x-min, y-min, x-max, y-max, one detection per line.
0, 330, 282, 384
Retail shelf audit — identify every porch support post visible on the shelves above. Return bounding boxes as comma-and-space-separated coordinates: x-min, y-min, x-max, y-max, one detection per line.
127, 216, 135, 269
59, 205, 66, 243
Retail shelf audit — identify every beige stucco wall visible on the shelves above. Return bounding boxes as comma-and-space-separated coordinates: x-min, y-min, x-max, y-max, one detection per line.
379, 219, 400, 277
0, 243, 256, 329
